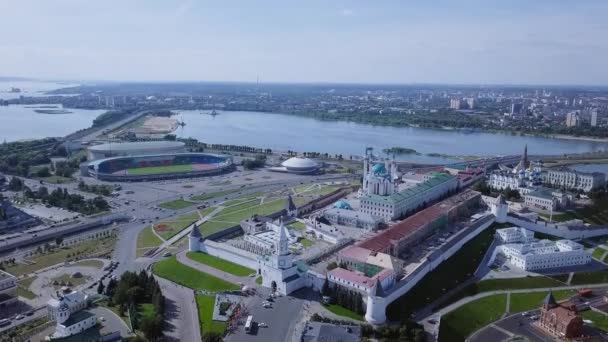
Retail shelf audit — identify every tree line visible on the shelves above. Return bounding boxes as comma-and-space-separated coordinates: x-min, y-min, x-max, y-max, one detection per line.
99, 270, 165, 341
22, 185, 110, 215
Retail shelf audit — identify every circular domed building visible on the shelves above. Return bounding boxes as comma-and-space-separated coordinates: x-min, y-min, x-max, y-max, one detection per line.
269, 157, 323, 175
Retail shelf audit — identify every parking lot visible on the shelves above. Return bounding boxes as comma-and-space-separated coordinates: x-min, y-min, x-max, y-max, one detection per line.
225, 287, 316, 342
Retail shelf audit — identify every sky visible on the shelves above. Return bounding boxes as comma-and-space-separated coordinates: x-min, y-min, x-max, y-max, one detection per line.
1, 0, 608, 85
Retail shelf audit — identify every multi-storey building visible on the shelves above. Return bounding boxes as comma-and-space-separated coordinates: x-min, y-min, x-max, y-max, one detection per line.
496, 227, 535, 244
360, 172, 458, 222
499, 238, 590, 271
543, 168, 606, 192
0, 270, 17, 308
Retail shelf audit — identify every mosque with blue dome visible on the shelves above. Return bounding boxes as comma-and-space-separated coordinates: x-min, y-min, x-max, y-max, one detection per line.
360, 151, 398, 197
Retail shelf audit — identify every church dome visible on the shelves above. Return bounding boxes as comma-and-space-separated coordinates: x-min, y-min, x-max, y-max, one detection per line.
372, 163, 386, 175
333, 200, 352, 210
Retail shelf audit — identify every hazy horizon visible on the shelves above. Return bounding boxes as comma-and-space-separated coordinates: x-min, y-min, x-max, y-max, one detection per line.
3, 0, 608, 86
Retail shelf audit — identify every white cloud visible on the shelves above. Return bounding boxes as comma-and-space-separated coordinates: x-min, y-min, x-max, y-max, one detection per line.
341, 9, 354, 16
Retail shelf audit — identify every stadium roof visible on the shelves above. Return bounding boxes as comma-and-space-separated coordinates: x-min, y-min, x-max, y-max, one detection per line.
88, 140, 184, 152
281, 157, 319, 169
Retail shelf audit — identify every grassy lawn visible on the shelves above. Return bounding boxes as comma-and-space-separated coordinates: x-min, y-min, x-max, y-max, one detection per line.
136, 226, 163, 257
196, 295, 227, 335
198, 197, 287, 236
581, 310, 608, 332
475, 276, 566, 292
199, 206, 217, 217
69, 260, 104, 269
509, 290, 574, 313
300, 238, 314, 248
438, 294, 507, 342
386, 225, 497, 320
256, 276, 262, 285
153, 212, 200, 240
222, 196, 259, 207
216, 199, 261, 216
159, 199, 196, 210
186, 252, 254, 276
37, 175, 74, 184
5, 236, 116, 276
17, 276, 38, 299
128, 164, 193, 175
191, 189, 238, 202
324, 304, 364, 321
198, 220, 239, 236
16, 287, 37, 300
152, 256, 239, 291
288, 221, 307, 231
571, 271, 608, 285
592, 247, 607, 260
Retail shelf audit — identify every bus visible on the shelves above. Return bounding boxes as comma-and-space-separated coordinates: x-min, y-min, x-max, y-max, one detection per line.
244, 315, 253, 333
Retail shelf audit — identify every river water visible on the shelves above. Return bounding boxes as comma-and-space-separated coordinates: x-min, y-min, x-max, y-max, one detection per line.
173, 110, 608, 164
0, 104, 105, 142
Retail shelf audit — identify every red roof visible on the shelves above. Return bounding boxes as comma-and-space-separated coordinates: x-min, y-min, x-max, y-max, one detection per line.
339, 246, 372, 262
358, 190, 480, 253
358, 205, 446, 252
328, 268, 375, 288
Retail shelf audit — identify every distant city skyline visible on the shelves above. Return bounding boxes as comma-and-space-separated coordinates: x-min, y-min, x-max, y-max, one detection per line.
2, 0, 608, 85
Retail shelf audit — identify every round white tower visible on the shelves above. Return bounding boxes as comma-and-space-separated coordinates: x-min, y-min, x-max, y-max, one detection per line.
491, 194, 508, 223
365, 280, 388, 325
189, 224, 202, 252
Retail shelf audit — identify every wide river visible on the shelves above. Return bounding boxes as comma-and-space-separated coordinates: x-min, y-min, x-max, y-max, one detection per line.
173, 110, 608, 164
0, 105, 105, 142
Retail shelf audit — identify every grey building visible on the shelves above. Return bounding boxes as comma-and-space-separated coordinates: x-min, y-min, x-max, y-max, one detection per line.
542, 168, 605, 192
302, 322, 361, 342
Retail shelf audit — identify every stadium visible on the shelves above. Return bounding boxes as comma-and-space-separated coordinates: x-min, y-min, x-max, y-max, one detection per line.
87, 141, 186, 161
83, 153, 234, 181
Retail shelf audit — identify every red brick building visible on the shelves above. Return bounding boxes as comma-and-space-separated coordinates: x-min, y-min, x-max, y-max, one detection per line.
538, 292, 583, 339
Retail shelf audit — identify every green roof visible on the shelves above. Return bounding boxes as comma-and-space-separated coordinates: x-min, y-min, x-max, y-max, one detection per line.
364, 173, 456, 205
61, 310, 96, 327
527, 188, 555, 200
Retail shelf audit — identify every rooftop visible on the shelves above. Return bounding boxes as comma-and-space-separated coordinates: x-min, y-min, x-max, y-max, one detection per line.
88, 140, 184, 151
359, 190, 479, 253
363, 173, 456, 205
302, 322, 361, 342
60, 310, 96, 328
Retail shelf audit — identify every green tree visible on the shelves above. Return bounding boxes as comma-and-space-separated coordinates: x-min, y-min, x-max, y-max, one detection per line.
97, 280, 105, 295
